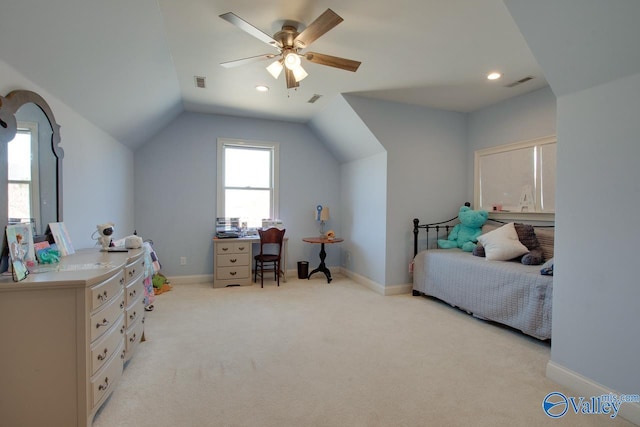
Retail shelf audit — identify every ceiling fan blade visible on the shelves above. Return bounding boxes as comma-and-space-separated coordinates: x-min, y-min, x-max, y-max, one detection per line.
305, 52, 361, 72
220, 54, 278, 68
219, 12, 281, 48
294, 9, 343, 49
285, 68, 299, 89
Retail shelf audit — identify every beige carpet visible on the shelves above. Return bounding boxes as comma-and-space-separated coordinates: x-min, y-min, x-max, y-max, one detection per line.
93, 275, 634, 427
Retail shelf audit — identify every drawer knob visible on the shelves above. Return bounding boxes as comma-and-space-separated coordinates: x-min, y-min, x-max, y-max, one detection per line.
130, 311, 137, 320
129, 289, 136, 298
129, 333, 137, 343
230, 258, 237, 263
97, 290, 108, 301
98, 377, 110, 391
97, 348, 108, 361
120, 277, 125, 285
96, 319, 109, 329
230, 271, 237, 276
238, 246, 245, 251
120, 301, 125, 309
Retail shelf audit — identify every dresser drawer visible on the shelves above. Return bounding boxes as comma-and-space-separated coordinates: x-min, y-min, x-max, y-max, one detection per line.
216, 241, 250, 254
91, 289, 125, 342
91, 341, 124, 409
90, 271, 125, 311
124, 256, 144, 283
125, 295, 145, 329
125, 274, 144, 307
216, 266, 250, 280
125, 316, 145, 361
90, 315, 125, 375
217, 253, 249, 267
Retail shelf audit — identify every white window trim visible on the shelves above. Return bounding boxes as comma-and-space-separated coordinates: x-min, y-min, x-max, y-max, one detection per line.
216, 137, 279, 221
474, 135, 556, 222
9, 121, 41, 224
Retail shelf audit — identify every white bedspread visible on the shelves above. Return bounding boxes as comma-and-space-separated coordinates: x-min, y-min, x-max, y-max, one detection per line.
413, 249, 552, 340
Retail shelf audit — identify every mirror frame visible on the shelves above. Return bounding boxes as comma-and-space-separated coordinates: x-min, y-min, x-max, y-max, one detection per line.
0, 89, 64, 229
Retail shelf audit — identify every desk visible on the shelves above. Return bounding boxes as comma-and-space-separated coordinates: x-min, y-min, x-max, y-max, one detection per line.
302, 237, 344, 283
212, 236, 288, 288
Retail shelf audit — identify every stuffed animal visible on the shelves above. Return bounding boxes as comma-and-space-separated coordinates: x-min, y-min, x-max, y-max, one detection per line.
437, 205, 488, 252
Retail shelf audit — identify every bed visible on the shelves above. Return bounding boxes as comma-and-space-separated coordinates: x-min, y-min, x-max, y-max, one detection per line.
411, 210, 554, 340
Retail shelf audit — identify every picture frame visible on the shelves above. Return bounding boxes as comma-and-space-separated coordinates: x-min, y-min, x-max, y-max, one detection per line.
6, 223, 36, 282
47, 222, 75, 256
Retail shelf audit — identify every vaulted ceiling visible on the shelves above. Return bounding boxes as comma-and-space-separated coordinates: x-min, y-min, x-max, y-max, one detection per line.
0, 0, 547, 149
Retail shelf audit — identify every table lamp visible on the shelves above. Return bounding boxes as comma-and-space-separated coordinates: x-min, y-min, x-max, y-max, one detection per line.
316, 205, 330, 237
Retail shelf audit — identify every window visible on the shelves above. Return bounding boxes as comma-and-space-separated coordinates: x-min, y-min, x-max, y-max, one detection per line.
474, 135, 556, 219
8, 122, 40, 225
217, 138, 279, 228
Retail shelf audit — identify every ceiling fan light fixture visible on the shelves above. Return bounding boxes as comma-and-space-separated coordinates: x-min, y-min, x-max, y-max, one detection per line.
292, 65, 308, 82
284, 51, 301, 70
266, 60, 284, 79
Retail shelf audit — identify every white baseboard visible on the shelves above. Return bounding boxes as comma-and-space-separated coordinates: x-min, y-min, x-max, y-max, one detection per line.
166, 274, 213, 285
341, 269, 412, 296
547, 360, 640, 425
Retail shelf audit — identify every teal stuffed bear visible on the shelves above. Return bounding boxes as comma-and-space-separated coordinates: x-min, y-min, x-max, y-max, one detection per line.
437, 205, 488, 252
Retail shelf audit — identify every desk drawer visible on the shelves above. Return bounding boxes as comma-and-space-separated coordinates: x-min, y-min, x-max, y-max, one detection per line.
216, 241, 250, 254
217, 253, 249, 267
216, 266, 249, 280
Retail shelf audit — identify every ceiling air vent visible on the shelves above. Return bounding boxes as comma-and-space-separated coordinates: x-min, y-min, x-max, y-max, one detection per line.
307, 94, 322, 104
504, 76, 534, 88
194, 76, 206, 89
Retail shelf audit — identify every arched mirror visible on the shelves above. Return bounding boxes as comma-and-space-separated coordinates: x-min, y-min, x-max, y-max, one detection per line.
0, 90, 63, 238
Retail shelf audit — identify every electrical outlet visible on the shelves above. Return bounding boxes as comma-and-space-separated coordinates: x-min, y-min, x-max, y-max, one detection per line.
180, 256, 187, 265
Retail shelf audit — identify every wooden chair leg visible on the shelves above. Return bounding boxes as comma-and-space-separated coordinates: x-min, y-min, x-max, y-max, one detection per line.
260, 260, 264, 288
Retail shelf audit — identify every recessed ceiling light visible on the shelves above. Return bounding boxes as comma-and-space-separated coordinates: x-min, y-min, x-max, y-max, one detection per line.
487, 72, 502, 80
255, 85, 269, 92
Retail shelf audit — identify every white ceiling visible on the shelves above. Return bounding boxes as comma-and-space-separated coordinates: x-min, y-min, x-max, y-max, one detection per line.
0, 0, 547, 148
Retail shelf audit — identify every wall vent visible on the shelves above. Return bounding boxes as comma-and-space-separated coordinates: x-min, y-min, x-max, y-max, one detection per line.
307, 94, 322, 103
194, 76, 206, 89
504, 76, 534, 88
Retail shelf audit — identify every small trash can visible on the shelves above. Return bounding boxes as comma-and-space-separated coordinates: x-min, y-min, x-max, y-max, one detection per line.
297, 261, 309, 279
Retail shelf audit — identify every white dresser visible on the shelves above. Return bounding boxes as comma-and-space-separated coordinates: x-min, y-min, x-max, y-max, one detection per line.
0, 248, 145, 427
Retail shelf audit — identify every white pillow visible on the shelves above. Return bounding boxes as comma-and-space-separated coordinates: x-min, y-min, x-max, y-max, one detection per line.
477, 222, 529, 261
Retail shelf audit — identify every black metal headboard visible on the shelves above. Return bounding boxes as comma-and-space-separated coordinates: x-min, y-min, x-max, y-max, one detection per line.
413, 202, 555, 257
413, 202, 470, 257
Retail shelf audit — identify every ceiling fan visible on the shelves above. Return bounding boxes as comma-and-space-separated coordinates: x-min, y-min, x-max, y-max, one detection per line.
219, 9, 361, 89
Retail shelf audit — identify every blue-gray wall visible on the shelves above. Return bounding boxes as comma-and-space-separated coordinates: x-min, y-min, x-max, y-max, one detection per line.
467, 86, 557, 201
1, 59, 135, 250
554, 70, 640, 399
505, 1, 640, 420
343, 95, 468, 287
133, 112, 341, 277
340, 152, 387, 286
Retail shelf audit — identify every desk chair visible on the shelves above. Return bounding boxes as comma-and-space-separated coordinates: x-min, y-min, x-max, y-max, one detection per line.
254, 228, 286, 288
